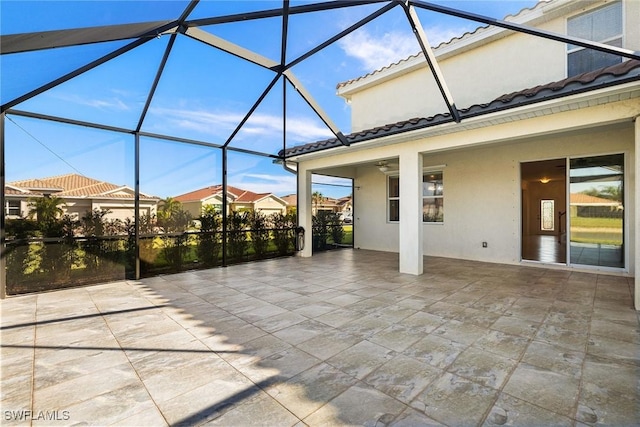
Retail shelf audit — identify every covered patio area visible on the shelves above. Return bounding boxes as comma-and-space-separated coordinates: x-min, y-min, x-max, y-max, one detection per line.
1, 250, 638, 426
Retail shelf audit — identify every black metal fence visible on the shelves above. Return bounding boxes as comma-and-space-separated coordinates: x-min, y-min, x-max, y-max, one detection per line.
4, 227, 298, 295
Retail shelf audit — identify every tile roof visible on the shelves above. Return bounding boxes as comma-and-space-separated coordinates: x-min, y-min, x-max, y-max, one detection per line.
281, 194, 297, 205
570, 193, 620, 205
4, 185, 38, 196
174, 185, 279, 204
6, 173, 157, 200
173, 185, 225, 203
284, 60, 640, 157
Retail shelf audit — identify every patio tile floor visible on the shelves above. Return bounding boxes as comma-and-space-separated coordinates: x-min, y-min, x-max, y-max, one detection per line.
1, 249, 638, 426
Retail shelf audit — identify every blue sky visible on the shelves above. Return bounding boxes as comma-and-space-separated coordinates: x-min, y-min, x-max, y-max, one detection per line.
2, 0, 538, 199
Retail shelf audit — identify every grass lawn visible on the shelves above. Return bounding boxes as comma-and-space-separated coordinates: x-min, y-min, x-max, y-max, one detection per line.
570, 216, 622, 228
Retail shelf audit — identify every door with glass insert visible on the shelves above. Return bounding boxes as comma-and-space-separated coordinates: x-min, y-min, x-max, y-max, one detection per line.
569, 154, 624, 268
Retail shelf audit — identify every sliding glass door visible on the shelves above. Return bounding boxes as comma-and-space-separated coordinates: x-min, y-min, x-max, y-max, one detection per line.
569, 154, 624, 268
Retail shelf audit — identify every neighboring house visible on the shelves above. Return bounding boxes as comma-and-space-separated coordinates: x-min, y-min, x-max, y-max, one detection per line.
570, 193, 623, 218
337, 196, 353, 218
281, 194, 298, 214
174, 185, 288, 218
5, 173, 159, 221
283, 193, 353, 218
313, 196, 341, 214
283, 0, 640, 307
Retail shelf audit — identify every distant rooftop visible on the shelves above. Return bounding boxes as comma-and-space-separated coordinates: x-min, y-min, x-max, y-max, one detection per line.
7, 173, 158, 200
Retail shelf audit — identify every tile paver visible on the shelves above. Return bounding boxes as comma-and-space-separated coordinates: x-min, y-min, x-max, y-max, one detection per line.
1, 250, 638, 426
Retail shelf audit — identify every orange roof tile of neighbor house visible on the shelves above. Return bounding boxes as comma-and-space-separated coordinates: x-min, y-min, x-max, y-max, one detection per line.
174, 185, 282, 204
281, 194, 297, 205
570, 193, 620, 205
6, 173, 158, 200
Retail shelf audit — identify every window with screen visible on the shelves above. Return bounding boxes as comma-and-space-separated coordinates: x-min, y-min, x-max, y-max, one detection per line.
387, 171, 444, 223
567, 2, 623, 77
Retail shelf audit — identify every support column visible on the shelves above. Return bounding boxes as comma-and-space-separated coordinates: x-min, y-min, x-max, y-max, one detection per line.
134, 133, 140, 280
297, 167, 313, 258
635, 117, 640, 310
1, 112, 6, 298
399, 150, 423, 275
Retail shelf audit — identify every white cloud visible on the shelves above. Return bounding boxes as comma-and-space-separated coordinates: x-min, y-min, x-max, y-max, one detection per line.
338, 29, 418, 71
52, 93, 132, 111
338, 25, 476, 71
150, 107, 334, 142
230, 173, 297, 196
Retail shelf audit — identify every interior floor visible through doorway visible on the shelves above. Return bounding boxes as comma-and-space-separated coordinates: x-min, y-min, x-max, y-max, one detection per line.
522, 235, 566, 264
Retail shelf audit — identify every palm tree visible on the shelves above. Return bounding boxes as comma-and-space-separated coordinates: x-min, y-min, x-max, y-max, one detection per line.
312, 191, 325, 215
28, 196, 65, 224
158, 197, 181, 216
157, 197, 183, 229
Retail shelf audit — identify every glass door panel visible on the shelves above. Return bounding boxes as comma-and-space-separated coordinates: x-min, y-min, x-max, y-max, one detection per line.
569, 154, 624, 268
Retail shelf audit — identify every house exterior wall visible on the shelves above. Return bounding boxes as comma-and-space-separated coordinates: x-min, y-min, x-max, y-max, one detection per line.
342, 0, 640, 132
63, 199, 156, 221
6, 197, 157, 222
296, 96, 638, 277
254, 197, 287, 215
182, 201, 205, 218
344, 123, 635, 272
422, 127, 632, 264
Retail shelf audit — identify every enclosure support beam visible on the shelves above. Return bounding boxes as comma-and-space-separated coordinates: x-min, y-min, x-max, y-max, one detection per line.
1, 22, 179, 112
409, 0, 640, 62
399, 150, 423, 275
134, 133, 141, 280
286, 1, 398, 70
187, 0, 388, 27
223, 74, 281, 148
284, 71, 349, 146
635, 117, 640, 310
184, 27, 279, 71
404, 4, 460, 122
137, 33, 178, 132
222, 147, 228, 267
1, 112, 6, 298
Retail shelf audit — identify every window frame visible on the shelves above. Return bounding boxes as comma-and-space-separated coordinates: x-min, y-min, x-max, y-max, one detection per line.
386, 168, 445, 224
566, 1, 623, 77
423, 170, 444, 224
387, 175, 400, 223
5, 199, 21, 217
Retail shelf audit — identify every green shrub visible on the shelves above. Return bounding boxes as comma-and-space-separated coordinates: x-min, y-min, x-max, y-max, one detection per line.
198, 205, 222, 267
249, 210, 270, 259
227, 211, 248, 261
271, 212, 295, 255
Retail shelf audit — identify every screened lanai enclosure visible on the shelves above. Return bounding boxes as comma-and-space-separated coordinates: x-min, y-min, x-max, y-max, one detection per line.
2, 0, 638, 297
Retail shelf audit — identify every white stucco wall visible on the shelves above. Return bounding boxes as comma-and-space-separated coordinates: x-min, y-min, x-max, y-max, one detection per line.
350, 125, 635, 273
343, 0, 640, 132
254, 197, 287, 215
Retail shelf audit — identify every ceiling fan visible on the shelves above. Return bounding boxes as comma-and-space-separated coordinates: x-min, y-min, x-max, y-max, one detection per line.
375, 161, 390, 172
